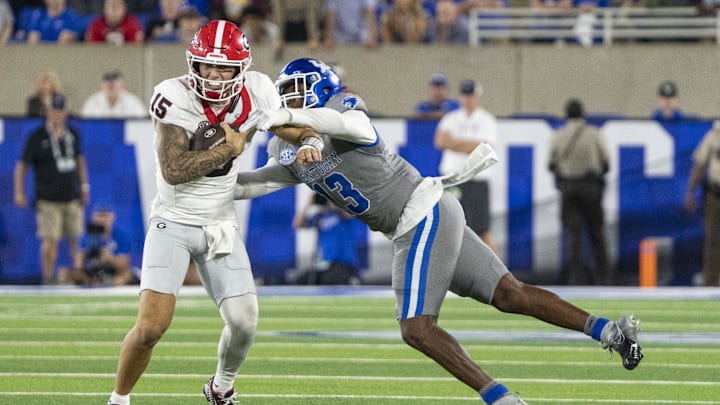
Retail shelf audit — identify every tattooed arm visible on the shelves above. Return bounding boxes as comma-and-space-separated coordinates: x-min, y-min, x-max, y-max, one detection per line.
155, 120, 246, 185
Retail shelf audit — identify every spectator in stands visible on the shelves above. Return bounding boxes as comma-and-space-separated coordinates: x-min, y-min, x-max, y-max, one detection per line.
456, 0, 508, 14
0, 0, 13, 45
380, 0, 429, 43
323, 0, 378, 49
684, 121, 720, 286
530, 0, 573, 10
548, 98, 611, 285
222, 0, 244, 21
68, 0, 103, 14
145, 0, 183, 42
124, 0, 158, 15
85, 0, 145, 45
272, 0, 322, 60
434, 79, 499, 253
573, 0, 599, 47
57, 201, 137, 286
26, 70, 64, 117
289, 193, 360, 285
80, 70, 147, 118
528, 0, 573, 44
697, 0, 720, 16
238, 5, 279, 46
177, 5, 206, 43
13, 94, 89, 284
426, 0, 469, 44
26, 0, 83, 44
223, 0, 272, 21
652, 80, 689, 122
413, 72, 460, 120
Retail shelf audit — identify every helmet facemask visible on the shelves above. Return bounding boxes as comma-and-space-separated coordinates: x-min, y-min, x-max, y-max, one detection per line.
186, 52, 252, 102
277, 72, 325, 109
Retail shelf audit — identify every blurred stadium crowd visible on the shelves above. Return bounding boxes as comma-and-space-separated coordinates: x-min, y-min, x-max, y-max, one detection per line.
2, 0, 717, 48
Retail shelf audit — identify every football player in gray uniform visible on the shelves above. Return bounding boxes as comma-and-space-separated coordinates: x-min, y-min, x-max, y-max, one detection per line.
235, 58, 643, 405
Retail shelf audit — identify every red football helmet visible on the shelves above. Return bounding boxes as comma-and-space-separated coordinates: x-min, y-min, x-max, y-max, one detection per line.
186, 20, 252, 102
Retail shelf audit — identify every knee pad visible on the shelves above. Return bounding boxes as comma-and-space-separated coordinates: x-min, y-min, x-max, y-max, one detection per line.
220, 294, 259, 336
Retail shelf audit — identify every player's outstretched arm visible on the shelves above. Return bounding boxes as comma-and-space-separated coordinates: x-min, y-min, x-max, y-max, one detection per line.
272, 127, 324, 165
234, 162, 300, 200
155, 120, 240, 185
252, 108, 376, 145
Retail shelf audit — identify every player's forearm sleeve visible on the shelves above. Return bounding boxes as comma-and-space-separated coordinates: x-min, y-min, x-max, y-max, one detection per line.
234, 163, 299, 200
288, 108, 376, 144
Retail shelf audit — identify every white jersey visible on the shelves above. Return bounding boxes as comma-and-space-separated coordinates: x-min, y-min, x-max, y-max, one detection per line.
437, 107, 497, 181
81, 90, 147, 118
148, 71, 280, 226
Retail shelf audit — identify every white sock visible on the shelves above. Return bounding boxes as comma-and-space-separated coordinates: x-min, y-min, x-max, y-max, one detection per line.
213, 374, 234, 394
109, 391, 130, 405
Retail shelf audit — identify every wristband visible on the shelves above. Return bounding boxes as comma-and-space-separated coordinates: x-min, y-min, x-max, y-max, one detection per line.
297, 145, 318, 154
300, 135, 324, 153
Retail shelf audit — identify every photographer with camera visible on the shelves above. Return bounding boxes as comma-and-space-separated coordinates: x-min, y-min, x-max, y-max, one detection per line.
58, 202, 136, 286
289, 193, 360, 285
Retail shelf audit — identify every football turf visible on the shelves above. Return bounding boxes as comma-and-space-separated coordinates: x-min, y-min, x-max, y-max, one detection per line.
0, 286, 718, 405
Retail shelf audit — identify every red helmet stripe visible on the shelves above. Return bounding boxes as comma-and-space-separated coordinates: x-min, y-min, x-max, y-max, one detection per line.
213, 20, 226, 50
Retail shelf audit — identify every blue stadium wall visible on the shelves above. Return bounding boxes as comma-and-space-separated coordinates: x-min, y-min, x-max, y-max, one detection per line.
0, 117, 707, 285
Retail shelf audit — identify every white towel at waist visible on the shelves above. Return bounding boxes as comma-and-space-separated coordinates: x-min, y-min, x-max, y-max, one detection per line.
202, 221, 236, 260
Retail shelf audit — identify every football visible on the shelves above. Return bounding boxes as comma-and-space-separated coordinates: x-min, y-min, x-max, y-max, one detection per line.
190, 122, 227, 151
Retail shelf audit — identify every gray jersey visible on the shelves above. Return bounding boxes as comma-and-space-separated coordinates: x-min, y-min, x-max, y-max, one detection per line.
267, 93, 424, 234
237, 93, 508, 320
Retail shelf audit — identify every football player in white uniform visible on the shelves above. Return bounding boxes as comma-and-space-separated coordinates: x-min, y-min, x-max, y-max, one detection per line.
107, 20, 279, 405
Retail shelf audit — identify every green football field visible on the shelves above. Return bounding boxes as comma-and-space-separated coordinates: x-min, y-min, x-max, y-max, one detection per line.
0, 286, 718, 405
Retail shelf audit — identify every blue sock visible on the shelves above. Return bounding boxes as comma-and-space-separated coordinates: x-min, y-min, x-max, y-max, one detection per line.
479, 381, 509, 404
585, 316, 610, 341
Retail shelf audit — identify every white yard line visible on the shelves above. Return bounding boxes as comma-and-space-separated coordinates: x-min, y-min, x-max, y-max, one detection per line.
0, 392, 718, 404
2, 354, 720, 370
1, 285, 720, 300
0, 372, 718, 387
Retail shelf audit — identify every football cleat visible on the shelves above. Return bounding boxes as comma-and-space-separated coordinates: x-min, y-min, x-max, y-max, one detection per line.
492, 394, 529, 404
203, 377, 237, 405
601, 314, 644, 370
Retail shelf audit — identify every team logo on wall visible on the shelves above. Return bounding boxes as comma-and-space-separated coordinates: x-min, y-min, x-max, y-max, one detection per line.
278, 147, 297, 166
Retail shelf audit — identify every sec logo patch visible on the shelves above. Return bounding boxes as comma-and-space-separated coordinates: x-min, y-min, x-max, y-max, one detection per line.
278, 147, 297, 166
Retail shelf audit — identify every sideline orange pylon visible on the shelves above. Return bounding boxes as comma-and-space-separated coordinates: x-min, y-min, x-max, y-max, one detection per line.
639, 239, 657, 288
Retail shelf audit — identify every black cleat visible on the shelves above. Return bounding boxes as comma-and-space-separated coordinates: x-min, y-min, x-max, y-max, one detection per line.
601, 314, 644, 370
203, 377, 237, 405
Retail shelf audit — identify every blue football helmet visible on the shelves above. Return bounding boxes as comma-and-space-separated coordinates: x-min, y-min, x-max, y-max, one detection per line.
275, 58, 344, 109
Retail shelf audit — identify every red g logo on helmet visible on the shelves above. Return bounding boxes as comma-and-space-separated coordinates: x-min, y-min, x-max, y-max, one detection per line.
240, 34, 250, 52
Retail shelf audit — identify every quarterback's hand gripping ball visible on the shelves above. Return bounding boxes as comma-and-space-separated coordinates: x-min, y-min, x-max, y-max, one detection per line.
189, 122, 227, 151
189, 122, 243, 177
